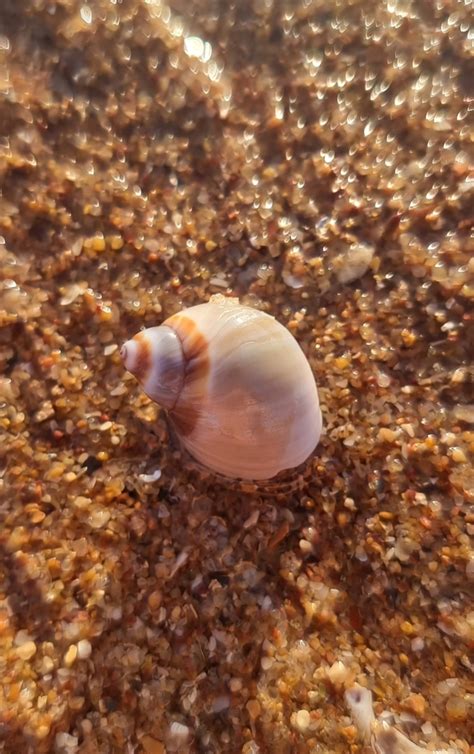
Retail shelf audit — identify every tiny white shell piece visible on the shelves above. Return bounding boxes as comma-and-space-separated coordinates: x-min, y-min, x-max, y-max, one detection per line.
345, 686, 376, 744
345, 684, 455, 754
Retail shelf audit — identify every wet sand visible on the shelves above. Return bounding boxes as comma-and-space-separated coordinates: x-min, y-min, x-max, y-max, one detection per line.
0, 0, 472, 752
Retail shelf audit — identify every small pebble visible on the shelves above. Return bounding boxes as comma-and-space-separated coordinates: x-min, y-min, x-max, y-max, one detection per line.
36, 722, 51, 739
453, 405, 474, 424
445, 696, 468, 721
41, 656, 55, 674
211, 694, 230, 713
16, 641, 37, 660
109, 235, 124, 250
77, 640, 92, 660
168, 722, 190, 742
55, 732, 79, 752
334, 242, 375, 284
378, 428, 398, 443
293, 709, 311, 732
411, 637, 425, 652
421, 721, 434, 736
147, 591, 162, 610
87, 508, 111, 528
72, 496, 92, 510
246, 699, 261, 720
64, 645, 77, 667
91, 236, 106, 252
326, 660, 351, 686
405, 693, 426, 717
141, 736, 165, 754
450, 447, 467, 463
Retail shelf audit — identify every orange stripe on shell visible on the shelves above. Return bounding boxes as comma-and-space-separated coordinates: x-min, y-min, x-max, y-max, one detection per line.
132, 331, 152, 383
164, 313, 210, 384
164, 313, 210, 436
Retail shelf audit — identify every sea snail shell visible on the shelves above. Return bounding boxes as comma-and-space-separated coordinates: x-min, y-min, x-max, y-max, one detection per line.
121, 295, 322, 481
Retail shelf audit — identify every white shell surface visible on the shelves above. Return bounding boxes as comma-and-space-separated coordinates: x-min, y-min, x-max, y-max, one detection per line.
166, 298, 322, 480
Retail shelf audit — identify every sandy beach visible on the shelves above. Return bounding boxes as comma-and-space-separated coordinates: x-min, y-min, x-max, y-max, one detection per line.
0, 0, 472, 752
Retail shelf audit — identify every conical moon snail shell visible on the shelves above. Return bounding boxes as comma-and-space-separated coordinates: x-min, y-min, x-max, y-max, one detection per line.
121, 295, 322, 481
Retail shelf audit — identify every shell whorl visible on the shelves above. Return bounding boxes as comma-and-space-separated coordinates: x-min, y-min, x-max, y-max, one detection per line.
162, 312, 211, 436
121, 326, 185, 409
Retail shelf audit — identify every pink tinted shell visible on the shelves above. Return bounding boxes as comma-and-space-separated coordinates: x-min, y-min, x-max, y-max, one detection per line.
122, 296, 322, 481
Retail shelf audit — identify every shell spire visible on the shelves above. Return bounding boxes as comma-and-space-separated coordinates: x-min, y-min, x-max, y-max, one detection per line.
121, 326, 185, 409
